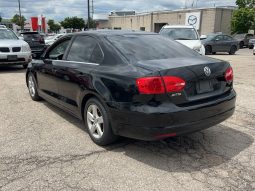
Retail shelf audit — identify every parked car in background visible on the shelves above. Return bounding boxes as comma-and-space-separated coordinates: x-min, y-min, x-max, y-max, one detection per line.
45, 34, 64, 46
0, 27, 31, 68
253, 46, 255, 55
26, 30, 236, 146
248, 38, 255, 49
233, 33, 254, 48
20, 32, 46, 58
159, 25, 205, 55
202, 34, 239, 55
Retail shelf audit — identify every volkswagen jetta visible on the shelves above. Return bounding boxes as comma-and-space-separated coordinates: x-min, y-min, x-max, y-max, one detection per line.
26, 31, 236, 145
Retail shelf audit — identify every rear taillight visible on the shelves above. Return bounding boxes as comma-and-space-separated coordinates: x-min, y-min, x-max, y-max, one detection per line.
136, 77, 165, 94
162, 76, 186, 93
136, 76, 186, 94
225, 67, 233, 83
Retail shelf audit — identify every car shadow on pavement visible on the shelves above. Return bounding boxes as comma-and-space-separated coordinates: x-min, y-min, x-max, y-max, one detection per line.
43, 101, 253, 172
0, 66, 25, 74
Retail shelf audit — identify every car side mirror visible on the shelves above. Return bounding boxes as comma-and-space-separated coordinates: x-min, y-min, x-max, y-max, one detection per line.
44, 58, 53, 65
19, 36, 24, 40
49, 54, 63, 60
215, 38, 220, 41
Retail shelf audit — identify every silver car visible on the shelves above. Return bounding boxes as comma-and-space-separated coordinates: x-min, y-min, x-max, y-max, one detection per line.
0, 28, 32, 68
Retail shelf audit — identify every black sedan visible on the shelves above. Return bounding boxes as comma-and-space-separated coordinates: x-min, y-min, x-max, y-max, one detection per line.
26, 31, 236, 146
202, 34, 239, 55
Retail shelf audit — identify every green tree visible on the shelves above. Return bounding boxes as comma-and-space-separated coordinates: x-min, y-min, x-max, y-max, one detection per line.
231, 0, 255, 33
60, 17, 85, 30
236, 0, 255, 8
47, 19, 61, 33
11, 14, 26, 29
85, 17, 97, 29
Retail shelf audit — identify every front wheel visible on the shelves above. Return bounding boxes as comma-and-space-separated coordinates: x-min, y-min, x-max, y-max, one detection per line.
27, 73, 41, 101
23, 64, 28, 69
205, 46, 212, 55
229, 46, 237, 55
84, 98, 118, 146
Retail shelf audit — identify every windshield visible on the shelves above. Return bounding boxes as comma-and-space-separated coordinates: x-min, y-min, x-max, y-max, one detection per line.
107, 34, 198, 62
0, 29, 18, 40
234, 34, 245, 39
160, 28, 198, 40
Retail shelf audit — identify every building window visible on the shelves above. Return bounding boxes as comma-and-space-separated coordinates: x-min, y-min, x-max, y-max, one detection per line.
140, 27, 145, 31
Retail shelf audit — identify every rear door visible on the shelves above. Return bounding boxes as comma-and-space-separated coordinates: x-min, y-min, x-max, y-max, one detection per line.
53, 35, 104, 115
212, 35, 226, 52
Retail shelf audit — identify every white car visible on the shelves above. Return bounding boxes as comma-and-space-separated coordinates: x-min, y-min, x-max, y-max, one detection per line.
45, 34, 64, 46
0, 28, 31, 68
159, 25, 205, 55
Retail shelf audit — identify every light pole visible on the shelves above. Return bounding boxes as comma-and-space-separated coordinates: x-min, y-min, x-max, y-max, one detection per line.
87, 0, 90, 29
18, 0, 22, 31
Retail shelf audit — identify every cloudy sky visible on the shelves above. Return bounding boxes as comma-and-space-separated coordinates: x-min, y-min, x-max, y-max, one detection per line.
0, 0, 236, 21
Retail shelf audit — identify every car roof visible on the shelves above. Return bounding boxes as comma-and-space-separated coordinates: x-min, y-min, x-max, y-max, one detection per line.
162, 25, 195, 29
68, 30, 157, 37
21, 32, 39, 34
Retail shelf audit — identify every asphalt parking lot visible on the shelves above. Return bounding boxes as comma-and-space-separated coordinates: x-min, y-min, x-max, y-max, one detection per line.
0, 48, 255, 191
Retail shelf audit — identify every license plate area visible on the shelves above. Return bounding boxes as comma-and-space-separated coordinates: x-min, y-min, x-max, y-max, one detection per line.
196, 80, 214, 94
7, 55, 18, 61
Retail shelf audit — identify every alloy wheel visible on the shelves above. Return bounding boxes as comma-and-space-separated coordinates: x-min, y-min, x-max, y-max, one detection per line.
28, 75, 36, 97
87, 104, 104, 139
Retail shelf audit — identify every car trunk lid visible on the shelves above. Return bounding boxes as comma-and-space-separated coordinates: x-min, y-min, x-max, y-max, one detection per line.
134, 56, 232, 105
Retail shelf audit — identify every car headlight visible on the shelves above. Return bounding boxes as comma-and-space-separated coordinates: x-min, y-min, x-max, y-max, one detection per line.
22, 44, 31, 52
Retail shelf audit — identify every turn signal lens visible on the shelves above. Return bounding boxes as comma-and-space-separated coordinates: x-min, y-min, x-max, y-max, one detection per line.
225, 67, 233, 83
136, 76, 186, 94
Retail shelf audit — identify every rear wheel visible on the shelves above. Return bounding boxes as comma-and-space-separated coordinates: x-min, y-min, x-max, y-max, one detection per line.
239, 41, 244, 49
229, 46, 237, 55
205, 46, 212, 55
212, 52, 216, 55
84, 98, 118, 146
27, 73, 41, 101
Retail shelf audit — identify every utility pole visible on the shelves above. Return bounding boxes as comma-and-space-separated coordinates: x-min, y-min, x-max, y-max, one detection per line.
18, 0, 22, 31
87, 0, 90, 29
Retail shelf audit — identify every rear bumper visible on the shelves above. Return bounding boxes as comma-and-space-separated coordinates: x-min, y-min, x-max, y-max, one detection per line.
108, 90, 236, 141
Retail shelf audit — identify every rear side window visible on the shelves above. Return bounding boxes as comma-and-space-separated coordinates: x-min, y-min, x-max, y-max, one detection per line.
224, 36, 233, 41
67, 36, 104, 64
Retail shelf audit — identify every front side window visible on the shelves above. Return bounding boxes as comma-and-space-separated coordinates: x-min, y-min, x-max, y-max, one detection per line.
215, 35, 224, 41
160, 28, 198, 40
67, 36, 104, 64
48, 39, 70, 60
0, 29, 18, 40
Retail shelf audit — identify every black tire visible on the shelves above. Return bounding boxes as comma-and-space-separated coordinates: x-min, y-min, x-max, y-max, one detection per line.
239, 41, 244, 49
205, 45, 212, 55
249, 45, 254, 49
229, 46, 237, 55
27, 73, 41, 101
84, 98, 118, 146
212, 52, 216, 55
23, 64, 28, 69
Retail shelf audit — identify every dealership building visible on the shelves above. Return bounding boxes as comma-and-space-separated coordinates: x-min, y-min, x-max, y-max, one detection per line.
108, 7, 236, 35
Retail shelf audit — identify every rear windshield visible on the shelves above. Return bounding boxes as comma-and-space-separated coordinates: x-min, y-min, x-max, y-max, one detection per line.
160, 28, 198, 40
107, 34, 198, 62
21, 33, 41, 40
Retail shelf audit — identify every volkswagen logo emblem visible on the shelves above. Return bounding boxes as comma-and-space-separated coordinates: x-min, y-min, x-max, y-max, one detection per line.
188, 15, 198, 25
204, 67, 211, 77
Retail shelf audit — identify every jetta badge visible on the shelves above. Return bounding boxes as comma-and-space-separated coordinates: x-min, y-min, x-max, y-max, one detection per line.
204, 67, 211, 77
